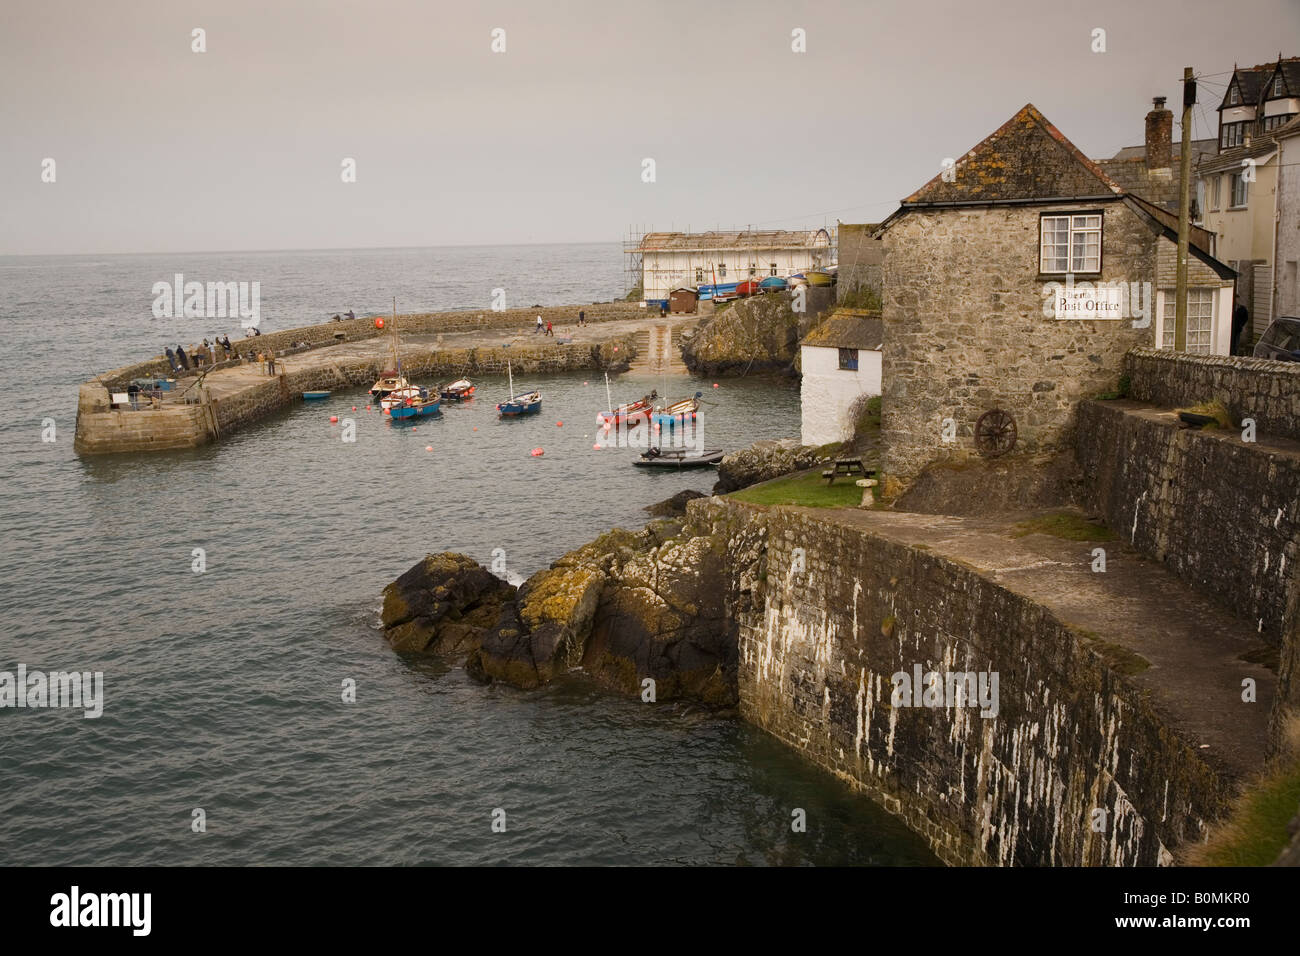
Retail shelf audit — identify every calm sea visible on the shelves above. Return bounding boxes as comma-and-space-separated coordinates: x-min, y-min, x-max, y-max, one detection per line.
0, 244, 934, 865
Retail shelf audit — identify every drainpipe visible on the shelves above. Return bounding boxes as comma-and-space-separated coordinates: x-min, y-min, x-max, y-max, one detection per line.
1271, 151, 1281, 329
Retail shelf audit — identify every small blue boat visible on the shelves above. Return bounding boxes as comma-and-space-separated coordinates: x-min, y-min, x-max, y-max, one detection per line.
498, 391, 541, 417
389, 396, 441, 419
497, 361, 542, 418
696, 282, 739, 301
759, 276, 788, 292
302, 390, 331, 400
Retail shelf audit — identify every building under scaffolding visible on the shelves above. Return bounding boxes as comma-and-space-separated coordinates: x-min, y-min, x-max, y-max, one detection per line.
624, 227, 835, 303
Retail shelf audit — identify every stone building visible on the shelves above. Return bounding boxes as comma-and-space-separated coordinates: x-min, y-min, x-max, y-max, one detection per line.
835, 221, 883, 298
877, 104, 1235, 486
1272, 115, 1300, 320
1196, 56, 1299, 339
799, 311, 882, 446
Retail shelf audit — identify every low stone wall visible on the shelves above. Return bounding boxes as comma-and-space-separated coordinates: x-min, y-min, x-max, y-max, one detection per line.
1074, 400, 1300, 643
97, 302, 643, 390
1124, 347, 1300, 442
694, 496, 1230, 866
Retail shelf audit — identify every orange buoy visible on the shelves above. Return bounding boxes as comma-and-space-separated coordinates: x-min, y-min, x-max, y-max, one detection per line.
425, 445, 433, 452
383, 407, 390, 415
352, 406, 357, 411
530, 447, 544, 457
375, 318, 385, 329
330, 415, 338, 423
712, 383, 719, 388
473, 426, 478, 431
592, 443, 601, 450
556, 421, 563, 427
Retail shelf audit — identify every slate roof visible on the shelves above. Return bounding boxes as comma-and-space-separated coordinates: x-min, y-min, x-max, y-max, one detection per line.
1224, 58, 1300, 108
1198, 136, 1280, 173
802, 312, 883, 350
901, 105, 1123, 206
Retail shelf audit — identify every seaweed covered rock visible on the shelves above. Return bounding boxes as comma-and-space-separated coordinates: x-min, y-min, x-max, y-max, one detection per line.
380, 552, 514, 654
381, 515, 743, 707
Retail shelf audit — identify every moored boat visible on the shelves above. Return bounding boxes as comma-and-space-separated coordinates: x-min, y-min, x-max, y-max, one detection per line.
759, 276, 788, 292
381, 385, 428, 409
370, 372, 409, 401
804, 269, 834, 287
651, 392, 702, 428
302, 390, 331, 400
439, 379, 475, 401
389, 395, 441, 420
788, 273, 808, 287
498, 391, 541, 417
497, 361, 541, 417
633, 447, 725, 469
736, 279, 762, 296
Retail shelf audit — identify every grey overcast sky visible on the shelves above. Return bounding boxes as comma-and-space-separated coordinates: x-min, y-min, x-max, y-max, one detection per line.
2, 0, 1297, 255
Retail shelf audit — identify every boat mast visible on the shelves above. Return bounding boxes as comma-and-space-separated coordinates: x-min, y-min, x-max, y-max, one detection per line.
508, 360, 514, 400
391, 297, 399, 375
604, 371, 613, 415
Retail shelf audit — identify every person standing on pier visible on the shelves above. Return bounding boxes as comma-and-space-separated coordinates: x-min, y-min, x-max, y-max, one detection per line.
536, 315, 543, 334
578, 310, 585, 327
545, 320, 553, 337
176, 345, 189, 370
165, 347, 179, 373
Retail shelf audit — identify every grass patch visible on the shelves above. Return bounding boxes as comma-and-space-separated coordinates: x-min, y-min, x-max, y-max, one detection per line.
1175, 398, 1234, 429
1075, 629, 1151, 675
1094, 373, 1130, 401
730, 470, 863, 509
1012, 511, 1114, 542
1185, 717, 1300, 866
837, 286, 882, 310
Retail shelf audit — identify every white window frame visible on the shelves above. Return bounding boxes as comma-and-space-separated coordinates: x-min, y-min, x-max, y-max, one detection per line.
1209, 175, 1221, 211
1161, 288, 1215, 353
1229, 172, 1249, 208
1039, 213, 1102, 274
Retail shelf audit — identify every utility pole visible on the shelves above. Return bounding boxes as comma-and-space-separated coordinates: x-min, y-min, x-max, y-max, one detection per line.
1175, 67, 1196, 351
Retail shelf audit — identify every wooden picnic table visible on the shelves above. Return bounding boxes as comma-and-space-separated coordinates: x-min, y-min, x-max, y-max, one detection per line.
822, 457, 873, 485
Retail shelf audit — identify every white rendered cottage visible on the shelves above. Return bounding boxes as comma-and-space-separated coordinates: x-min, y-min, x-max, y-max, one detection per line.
800, 312, 882, 446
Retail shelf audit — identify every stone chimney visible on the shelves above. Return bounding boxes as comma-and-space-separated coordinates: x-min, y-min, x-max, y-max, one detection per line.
1145, 96, 1172, 171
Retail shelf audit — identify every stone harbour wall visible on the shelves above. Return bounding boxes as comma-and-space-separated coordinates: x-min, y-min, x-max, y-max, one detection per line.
76, 337, 636, 454
97, 301, 644, 390
693, 496, 1231, 867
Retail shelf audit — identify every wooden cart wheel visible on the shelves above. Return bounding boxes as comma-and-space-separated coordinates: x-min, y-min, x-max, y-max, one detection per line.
974, 409, 1017, 458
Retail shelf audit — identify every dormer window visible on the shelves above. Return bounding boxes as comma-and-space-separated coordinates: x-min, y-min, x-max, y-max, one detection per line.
1040, 213, 1102, 274
1275, 75, 1286, 97
1228, 84, 1241, 106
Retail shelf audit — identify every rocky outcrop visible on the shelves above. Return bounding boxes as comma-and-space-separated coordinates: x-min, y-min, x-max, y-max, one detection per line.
682, 288, 834, 375
644, 489, 706, 516
380, 553, 515, 654
385, 520, 741, 706
712, 438, 836, 494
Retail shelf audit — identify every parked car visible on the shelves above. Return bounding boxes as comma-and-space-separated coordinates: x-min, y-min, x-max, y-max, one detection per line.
1252, 316, 1300, 362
